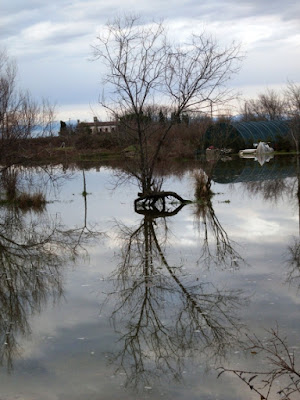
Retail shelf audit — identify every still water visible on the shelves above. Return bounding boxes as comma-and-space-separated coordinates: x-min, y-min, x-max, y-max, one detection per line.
0, 157, 299, 399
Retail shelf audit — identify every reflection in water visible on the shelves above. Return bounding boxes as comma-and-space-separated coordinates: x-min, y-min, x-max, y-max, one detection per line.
106, 157, 300, 394
193, 170, 244, 270
104, 172, 245, 389
0, 166, 101, 372
238, 157, 300, 291
1, 157, 298, 397
214, 156, 300, 399
0, 210, 64, 371
243, 177, 291, 203
239, 152, 274, 165
134, 191, 189, 217
0, 165, 73, 203
211, 156, 296, 185
285, 238, 300, 291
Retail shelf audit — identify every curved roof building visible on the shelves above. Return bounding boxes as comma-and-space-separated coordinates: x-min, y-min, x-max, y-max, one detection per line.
231, 120, 290, 144
204, 120, 291, 151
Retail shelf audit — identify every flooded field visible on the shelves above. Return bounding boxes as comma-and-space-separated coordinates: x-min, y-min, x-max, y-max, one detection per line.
0, 156, 299, 399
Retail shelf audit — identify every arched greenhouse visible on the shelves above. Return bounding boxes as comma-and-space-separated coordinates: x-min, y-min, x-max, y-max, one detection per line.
204, 120, 291, 152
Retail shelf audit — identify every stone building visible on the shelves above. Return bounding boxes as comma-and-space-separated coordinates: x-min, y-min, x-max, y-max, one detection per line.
78, 117, 118, 134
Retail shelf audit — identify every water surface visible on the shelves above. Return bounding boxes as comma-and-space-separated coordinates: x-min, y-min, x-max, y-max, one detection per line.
0, 157, 299, 399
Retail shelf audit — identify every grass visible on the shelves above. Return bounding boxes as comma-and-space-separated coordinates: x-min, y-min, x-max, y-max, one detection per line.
82, 190, 92, 197
0, 192, 47, 211
54, 146, 74, 151
17, 192, 46, 211
194, 170, 213, 199
78, 150, 121, 161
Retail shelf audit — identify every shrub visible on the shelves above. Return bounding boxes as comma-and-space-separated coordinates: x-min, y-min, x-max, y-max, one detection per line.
74, 134, 101, 150
16, 192, 46, 211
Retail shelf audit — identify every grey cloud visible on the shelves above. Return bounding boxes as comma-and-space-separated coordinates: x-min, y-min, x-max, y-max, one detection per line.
0, 0, 64, 14
41, 29, 90, 46
0, 9, 41, 40
2, 0, 299, 47
150, 0, 300, 23
18, 55, 101, 104
233, 44, 300, 87
208, 0, 300, 22
1, 0, 298, 114
231, 0, 300, 19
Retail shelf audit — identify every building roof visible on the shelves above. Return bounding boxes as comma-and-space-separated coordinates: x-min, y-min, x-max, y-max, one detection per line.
231, 120, 290, 143
80, 121, 117, 127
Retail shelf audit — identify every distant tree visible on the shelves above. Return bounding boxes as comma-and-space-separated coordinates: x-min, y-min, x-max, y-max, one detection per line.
119, 110, 152, 125
59, 120, 67, 135
158, 109, 166, 125
181, 113, 190, 126
240, 89, 285, 121
76, 122, 92, 135
0, 49, 56, 157
171, 111, 181, 125
59, 120, 90, 137
285, 81, 300, 153
92, 15, 242, 192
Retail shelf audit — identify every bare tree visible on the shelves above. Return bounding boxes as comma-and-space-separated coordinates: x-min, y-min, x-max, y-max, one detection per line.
0, 49, 56, 158
92, 15, 242, 193
218, 327, 300, 399
240, 89, 285, 121
285, 82, 300, 153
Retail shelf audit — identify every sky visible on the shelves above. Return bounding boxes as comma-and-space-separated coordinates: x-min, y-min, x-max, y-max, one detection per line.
1, 0, 300, 122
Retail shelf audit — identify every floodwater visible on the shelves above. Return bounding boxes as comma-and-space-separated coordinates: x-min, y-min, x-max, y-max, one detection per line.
0, 156, 299, 400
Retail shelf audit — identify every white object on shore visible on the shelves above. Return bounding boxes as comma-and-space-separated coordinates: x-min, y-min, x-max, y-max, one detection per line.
256, 141, 274, 154
239, 148, 256, 155
239, 141, 274, 156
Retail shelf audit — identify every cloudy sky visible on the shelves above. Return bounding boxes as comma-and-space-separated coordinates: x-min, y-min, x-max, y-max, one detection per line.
1, 0, 300, 121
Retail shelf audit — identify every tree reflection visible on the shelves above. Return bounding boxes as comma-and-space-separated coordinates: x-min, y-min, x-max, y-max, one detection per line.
0, 164, 73, 201
218, 158, 300, 399
0, 166, 101, 371
243, 178, 290, 203
285, 157, 300, 289
239, 157, 299, 207
285, 238, 300, 292
105, 174, 245, 389
192, 169, 244, 270
239, 158, 300, 290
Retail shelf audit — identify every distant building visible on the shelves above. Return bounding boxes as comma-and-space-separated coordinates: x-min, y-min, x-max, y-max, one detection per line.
78, 117, 117, 134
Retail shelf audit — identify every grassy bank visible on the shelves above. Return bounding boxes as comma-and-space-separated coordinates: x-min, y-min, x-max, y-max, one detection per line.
0, 134, 297, 167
